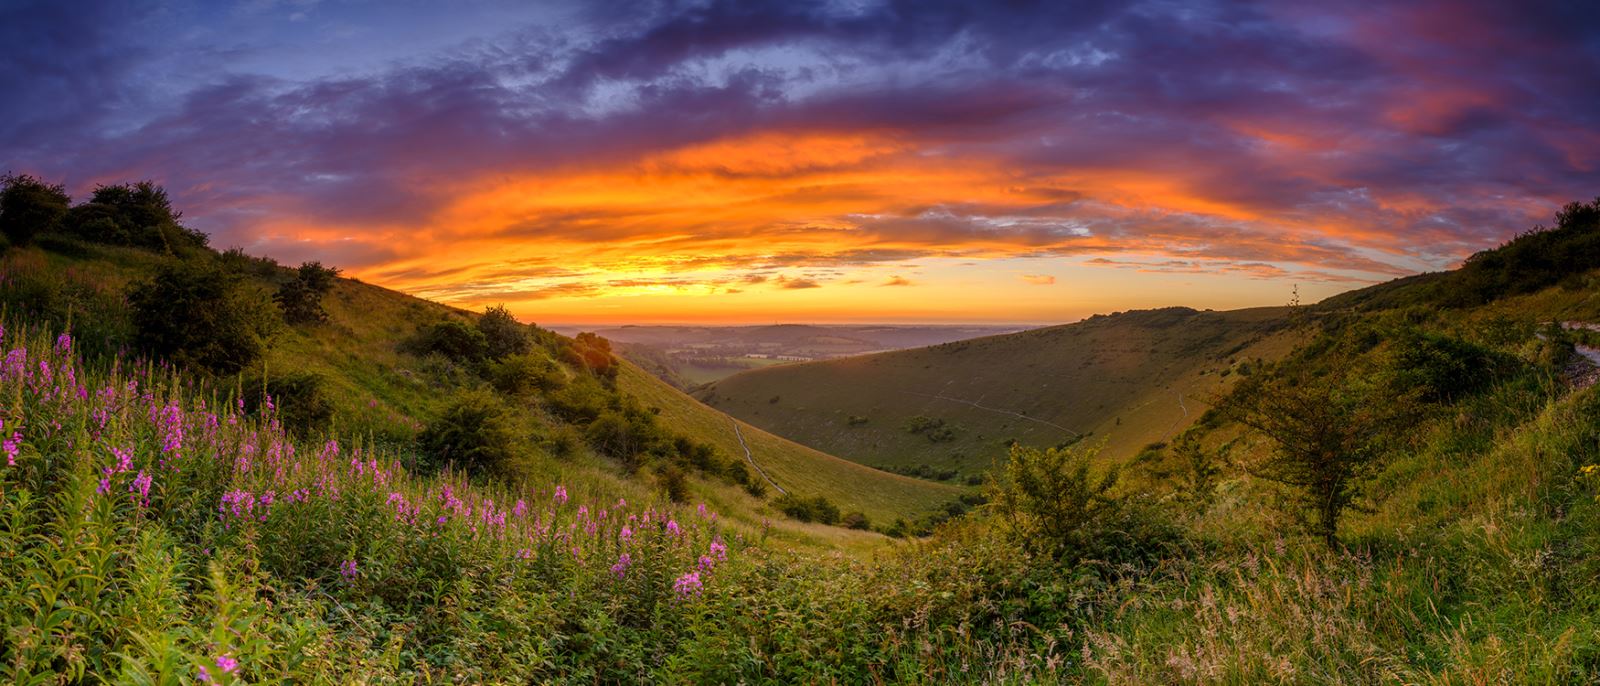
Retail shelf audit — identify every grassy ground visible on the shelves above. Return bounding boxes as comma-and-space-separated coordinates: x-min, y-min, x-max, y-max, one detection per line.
701, 306, 1295, 478
620, 362, 962, 529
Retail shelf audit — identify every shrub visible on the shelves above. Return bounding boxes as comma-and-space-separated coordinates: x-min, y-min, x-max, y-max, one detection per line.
1383, 328, 1505, 403
989, 443, 1179, 565
487, 353, 565, 396
0, 173, 70, 247
658, 464, 690, 503
841, 511, 872, 530
478, 305, 532, 360
129, 257, 280, 374
247, 372, 335, 437
774, 494, 841, 525
585, 410, 663, 469
275, 261, 341, 324
417, 390, 526, 475
563, 332, 617, 381
406, 319, 488, 363
66, 180, 208, 252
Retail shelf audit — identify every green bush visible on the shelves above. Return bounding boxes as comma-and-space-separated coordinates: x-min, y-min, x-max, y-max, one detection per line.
0, 173, 70, 247
487, 353, 565, 396
65, 181, 208, 253
478, 305, 532, 359
657, 464, 690, 503
585, 409, 663, 469
274, 261, 340, 324
417, 390, 527, 475
405, 319, 488, 362
1384, 327, 1507, 403
129, 257, 280, 374
246, 372, 335, 437
774, 494, 841, 525
989, 443, 1180, 565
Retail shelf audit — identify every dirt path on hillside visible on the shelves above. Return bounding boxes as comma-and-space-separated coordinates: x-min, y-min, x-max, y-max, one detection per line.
901, 389, 1082, 438
1556, 322, 1600, 388
730, 419, 787, 496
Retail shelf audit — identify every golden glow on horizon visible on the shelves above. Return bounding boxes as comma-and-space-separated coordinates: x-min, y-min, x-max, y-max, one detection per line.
245, 130, 1410, 324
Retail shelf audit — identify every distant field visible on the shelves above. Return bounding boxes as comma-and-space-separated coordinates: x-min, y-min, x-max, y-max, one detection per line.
676, 356, 795, 385
701, 307, 1298, 476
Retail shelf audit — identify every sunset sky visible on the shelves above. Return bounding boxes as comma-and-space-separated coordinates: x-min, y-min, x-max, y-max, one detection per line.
5, 0, 1599, 324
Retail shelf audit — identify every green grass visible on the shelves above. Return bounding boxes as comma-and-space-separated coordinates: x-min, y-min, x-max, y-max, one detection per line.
702, 306, 1298, 477
620, 362, 962, 529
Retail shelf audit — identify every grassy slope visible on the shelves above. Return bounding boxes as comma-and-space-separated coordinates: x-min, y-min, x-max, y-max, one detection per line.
619, 362, 961, 526
8, 241, 958, 549
701, 306, 1297, 476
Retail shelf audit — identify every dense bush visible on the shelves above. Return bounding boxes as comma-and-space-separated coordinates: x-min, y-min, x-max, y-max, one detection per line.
129, 257, 280, 374
405, 319, 488, 362
416, 390, 527, 475
274, 261, 340, 324
487, 352, 565, 396
774, 493, 842, 524
65, 181, 208, 253
245, 372, 335, 437
0, 173, 70, 247
989, 443, 1180, 565
563, 331, 618, 381
1383, 327, 1508, 402
478, 305, 532, 359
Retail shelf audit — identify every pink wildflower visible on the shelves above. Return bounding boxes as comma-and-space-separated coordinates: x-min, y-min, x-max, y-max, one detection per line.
129, 470, 152, 507
666, 519, 681, 536
610, 553, 632, 579
553, 485, 568, 505
2, 431, 18, 467
339, 559, 358, 580
620, 525, 633, 543
673, 570, 703, 597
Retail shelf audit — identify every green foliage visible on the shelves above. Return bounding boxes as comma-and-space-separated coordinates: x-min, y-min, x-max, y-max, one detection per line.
564, 331, 618, 381
0, 173, 70, 247
64, 181, 208, 253
1169, 432, 1221, 511
1441, 196, 1600, 306
405, 319, 488, 363
585, 409, 661, 468
247, 372, 335, 437
989, 443, 1179, 565
903, 414, 959, 442
774, 493, 841, 525
273, 261, 340, 324
416, 390, 527, 475
487, 352, 564, 396
1220, 370, 1417, 547
657, 464, 690, 503
477, 304, 532, 359
129, 257, 280, 374
1382, 326, 1510, 403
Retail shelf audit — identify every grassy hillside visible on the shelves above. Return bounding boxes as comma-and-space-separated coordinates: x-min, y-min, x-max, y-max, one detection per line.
618, 362, 962, 529
701, 306, 1298, 478
0, 238, 957, 546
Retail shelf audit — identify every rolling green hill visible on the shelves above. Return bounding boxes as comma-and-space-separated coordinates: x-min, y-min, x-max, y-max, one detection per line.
700, 305, 1301, 478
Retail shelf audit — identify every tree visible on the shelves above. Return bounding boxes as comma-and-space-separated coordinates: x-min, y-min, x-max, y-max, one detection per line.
67, 181, 207, 252
1220, 374, 1414, 548
478, 305, 531, 359
0, 173, 70, 247
129, 258, 280, 374
275, 261, 341, 324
